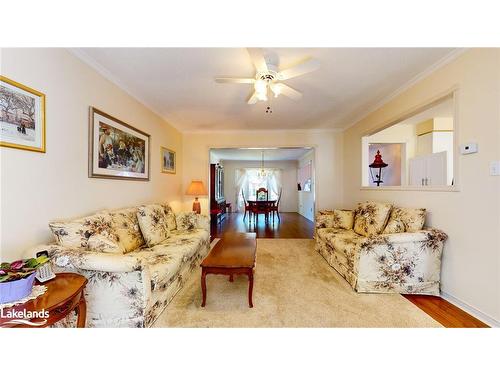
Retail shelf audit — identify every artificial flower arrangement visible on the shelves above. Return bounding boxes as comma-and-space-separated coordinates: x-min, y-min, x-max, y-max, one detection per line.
0, 256, 49, 283
0, 256, 49, 304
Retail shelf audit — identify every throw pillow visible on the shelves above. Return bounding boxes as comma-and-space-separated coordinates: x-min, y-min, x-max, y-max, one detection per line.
108, 207, 146, 253
49, 212, 114, 248
176, 212, 198, 231
383, 207, 426, 234
353, 201, 392, 237
87, 233, 125, 254
317, 209, 354, 230
161, 202, 177, 231
136, 204, 170, 247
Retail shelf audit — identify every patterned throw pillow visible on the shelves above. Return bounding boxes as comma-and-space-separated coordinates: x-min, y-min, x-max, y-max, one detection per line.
49, 212, 114, 248
161, 203, 177, 231
175, 212, 198, 231
383, 207, 426, 233
87, 233, 125, 254
353, 201, 392, 237
136, 204, 170, 247
317, 209, 354, 230
108, 207, 146, 253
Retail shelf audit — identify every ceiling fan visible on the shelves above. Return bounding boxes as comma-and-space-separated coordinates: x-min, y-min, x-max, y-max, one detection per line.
214, 48, 320, 104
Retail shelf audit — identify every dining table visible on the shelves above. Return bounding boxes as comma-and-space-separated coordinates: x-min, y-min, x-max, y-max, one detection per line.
246, 199, 277, 223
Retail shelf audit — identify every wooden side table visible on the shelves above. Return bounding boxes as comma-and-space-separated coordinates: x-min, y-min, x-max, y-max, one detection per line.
0, 273, 88, 328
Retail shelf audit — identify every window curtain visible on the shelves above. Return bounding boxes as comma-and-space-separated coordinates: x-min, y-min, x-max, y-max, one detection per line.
235, 168, 248, 212
268, 169, 283, 201
235, 168, 282, 212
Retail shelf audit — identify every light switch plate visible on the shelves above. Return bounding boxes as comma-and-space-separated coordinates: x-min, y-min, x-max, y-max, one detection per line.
460, 143, 478, 154
490, 161, 500, 176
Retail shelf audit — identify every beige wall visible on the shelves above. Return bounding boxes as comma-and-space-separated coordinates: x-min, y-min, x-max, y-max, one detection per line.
342, 49, 500, 324
182, 130, 342, 215
0, 48, 184, 261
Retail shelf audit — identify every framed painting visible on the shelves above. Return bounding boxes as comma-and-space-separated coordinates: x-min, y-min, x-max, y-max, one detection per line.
161, 147, 176, 174
0, 76, 46, 153
89, 107, 150, 181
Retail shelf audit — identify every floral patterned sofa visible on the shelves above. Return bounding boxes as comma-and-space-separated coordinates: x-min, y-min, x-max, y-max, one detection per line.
27, 203, 210, 328
315, 202, 448, 295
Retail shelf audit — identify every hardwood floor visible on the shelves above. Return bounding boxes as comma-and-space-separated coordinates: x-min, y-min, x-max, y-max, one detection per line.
212, 212, 488, 328
403, 295, 489, 328
214, 212, 314, 239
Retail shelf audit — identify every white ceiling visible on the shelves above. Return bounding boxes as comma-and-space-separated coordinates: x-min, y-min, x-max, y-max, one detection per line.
211, 148, 312, 161
73, 48, 457, 131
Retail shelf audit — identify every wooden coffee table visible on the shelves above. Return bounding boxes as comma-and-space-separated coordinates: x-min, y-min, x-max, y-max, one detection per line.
0, 273, 88, 328
201, 233, 257, 308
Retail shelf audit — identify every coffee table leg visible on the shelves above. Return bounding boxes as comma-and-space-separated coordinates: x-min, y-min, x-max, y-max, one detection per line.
201, 269, 207, 307
229, 274, 234, 282
75, 292, 87, 328
248, 269, 254, 308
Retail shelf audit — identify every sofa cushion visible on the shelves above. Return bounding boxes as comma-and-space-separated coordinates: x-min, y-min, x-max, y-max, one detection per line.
107, 207, 146, 253
49, 212, 114, 248
353, 201, 392, 237
161, 203, 177, 231
87, 233, 125, 254
137, 204, 170, 247
175, 212, 198, 231
137, 229, 207, 291
317, 209, 354, 230
316, 228, 351, 243
383, 207, 426, 234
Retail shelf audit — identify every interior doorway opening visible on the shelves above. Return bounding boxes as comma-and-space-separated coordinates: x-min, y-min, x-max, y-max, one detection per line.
208, 147, 316, 239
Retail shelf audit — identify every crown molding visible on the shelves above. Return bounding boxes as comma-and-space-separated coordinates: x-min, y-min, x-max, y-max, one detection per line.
182, 127, 343, 135
67, 48, 182, 132
339, 48, 468, 132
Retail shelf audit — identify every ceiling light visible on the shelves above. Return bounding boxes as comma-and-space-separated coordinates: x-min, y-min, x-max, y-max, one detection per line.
270, 83, 281, 97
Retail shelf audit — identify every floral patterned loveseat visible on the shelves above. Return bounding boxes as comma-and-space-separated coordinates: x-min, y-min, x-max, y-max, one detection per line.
27, 203, 210, 327
315, 202, 448, 295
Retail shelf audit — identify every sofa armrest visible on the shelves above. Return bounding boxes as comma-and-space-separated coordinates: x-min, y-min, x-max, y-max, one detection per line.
378, 228, 448, 246
315, 211, 335, 229
30, 244, 144, 273
196, 214, 210, 231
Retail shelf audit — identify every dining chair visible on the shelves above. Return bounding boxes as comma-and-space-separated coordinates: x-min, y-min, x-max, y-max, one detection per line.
256, 187, 269, 201
270, 188, 282, 222
241, 190, 252, 221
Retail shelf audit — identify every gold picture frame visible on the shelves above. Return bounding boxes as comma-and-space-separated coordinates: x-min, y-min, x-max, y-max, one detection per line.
0, 75, 46, 153
161, 147, 176, 174
89, 107, 150, 181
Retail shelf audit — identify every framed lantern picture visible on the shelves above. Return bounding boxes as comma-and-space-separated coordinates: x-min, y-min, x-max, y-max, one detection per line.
89, 107, 150, 181
161, 147, 176, 174
0, 76, 46, 153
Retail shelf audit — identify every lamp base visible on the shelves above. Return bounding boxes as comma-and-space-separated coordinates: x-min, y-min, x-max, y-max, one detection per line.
192, 198, 201, 214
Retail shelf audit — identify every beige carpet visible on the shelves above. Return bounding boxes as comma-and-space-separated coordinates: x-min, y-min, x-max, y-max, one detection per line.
154, 239, 442, 327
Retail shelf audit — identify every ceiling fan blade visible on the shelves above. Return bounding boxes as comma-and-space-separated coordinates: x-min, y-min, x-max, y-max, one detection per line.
247, 91, 259, 105
275, 83, 302, 100
278, 58, 320, 80
247, 48, 268, 73
215, 77, 255, 84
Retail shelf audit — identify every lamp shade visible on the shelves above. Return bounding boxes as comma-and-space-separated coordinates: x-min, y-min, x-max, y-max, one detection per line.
186, 180, 207, 196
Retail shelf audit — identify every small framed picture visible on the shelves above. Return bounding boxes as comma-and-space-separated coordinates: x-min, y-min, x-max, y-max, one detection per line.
89, 107, 150, 181
161, 147, 176, 174
0, 76, 46, 153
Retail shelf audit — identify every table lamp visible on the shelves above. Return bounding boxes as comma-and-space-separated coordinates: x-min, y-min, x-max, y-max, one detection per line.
186, 180, 207, 214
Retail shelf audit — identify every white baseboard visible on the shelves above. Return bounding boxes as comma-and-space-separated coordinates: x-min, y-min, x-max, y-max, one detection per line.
440, 291, 499, 328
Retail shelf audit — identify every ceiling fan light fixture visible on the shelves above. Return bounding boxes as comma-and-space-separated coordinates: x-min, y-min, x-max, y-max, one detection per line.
270, 83, 281, 97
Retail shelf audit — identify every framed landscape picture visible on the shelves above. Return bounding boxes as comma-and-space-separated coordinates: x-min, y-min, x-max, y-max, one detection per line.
0, 76, 46, 153
161, 147, 176, 174
89, 107, 150, 181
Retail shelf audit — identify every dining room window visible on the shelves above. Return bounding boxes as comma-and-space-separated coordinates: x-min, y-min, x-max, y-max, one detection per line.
235, 168, 282, 212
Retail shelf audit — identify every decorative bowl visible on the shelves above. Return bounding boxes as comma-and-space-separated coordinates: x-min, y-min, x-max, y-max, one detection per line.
0, 272, 36, 304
